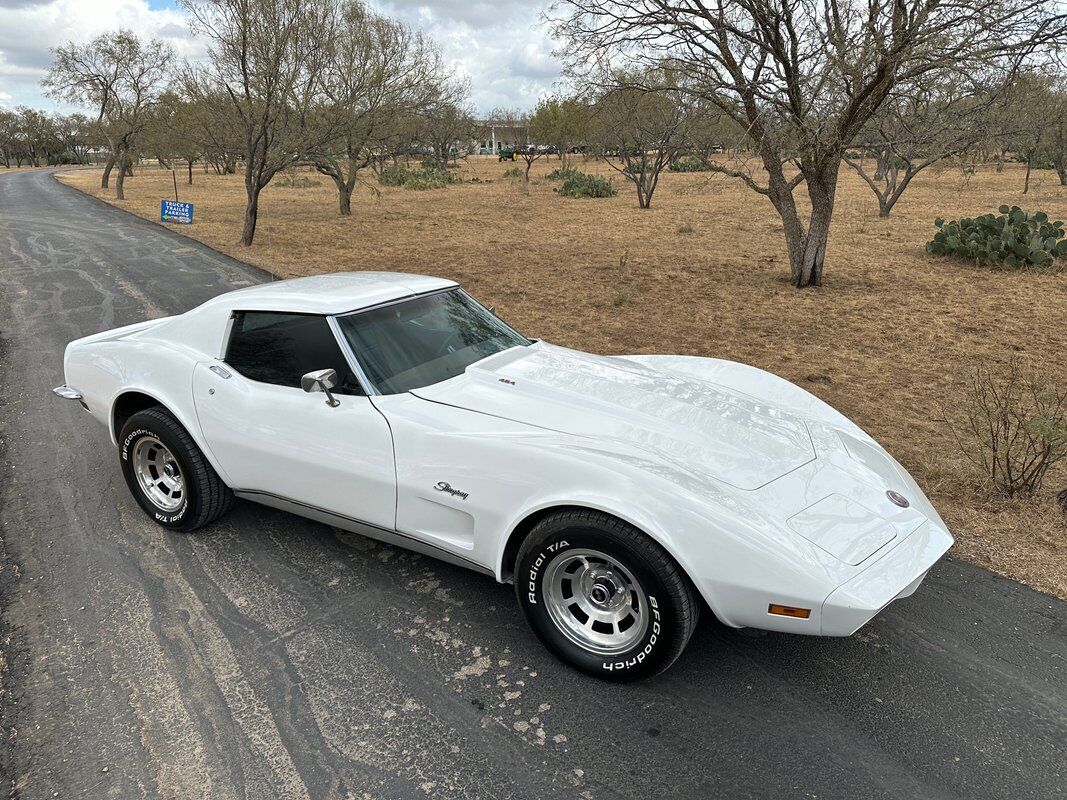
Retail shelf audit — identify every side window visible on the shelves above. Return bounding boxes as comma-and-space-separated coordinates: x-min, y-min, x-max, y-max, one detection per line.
224, 311, 362, 395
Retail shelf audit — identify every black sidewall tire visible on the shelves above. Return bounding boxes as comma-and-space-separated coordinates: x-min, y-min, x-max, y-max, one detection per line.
518, 526, 682, 681
119, 417, 196, 530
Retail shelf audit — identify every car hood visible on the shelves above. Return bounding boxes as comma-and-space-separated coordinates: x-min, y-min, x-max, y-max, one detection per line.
410, 342, 816, 490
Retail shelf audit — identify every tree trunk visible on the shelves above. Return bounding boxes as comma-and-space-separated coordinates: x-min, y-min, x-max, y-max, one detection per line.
102, 156, 115, 188
241, 187, 260, 246
791, 166, 839, 288
873, 150, 888, 182
1058, 168, 1067, 186
636, 172, 653, 209
996, 150, 1005, 173
794, 202, 833, 287
336, 179, 352, 216
879, 167, 920, 218
1023, 155, 1033, 194
115, 149, 127, 200
188, 159, 194, 185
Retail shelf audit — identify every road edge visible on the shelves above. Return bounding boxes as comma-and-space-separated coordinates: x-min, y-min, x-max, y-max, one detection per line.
47, 168, 277, 284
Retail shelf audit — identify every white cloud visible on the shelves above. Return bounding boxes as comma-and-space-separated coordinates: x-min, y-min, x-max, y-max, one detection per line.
0, 0, 562, 114
374, 1, 563, 113
0, 0, 201, 109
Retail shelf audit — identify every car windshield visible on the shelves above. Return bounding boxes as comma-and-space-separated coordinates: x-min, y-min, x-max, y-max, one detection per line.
336, 288, 531, 394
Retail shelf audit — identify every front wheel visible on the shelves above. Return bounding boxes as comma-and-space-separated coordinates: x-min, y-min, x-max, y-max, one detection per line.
515, 510, 699, 681
119, 406, 234, 531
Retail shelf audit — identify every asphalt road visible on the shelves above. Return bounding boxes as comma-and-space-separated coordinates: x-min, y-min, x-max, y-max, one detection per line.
1, 169, 1065, 800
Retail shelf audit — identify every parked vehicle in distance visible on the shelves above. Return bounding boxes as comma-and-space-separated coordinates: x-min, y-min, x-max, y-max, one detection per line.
498, 149, 516, 161
55, 273, 953, 680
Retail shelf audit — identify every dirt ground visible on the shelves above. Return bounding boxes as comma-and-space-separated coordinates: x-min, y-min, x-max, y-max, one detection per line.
57, 156, 1067, 598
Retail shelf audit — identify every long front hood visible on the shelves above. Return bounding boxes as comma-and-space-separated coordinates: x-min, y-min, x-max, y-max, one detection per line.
411, 342, 816, 490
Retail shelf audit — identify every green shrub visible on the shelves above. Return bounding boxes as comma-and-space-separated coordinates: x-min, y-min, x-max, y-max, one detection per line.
668, 157, 712, 173
275, 174, 320, 188
502, 166, 524, 179
378, 164, 409, 186
559, 171, 616, 198
926, 206, 1067, 268
546, 166, 580, 181
378, 165, 454, 190
403, 169, 454, 190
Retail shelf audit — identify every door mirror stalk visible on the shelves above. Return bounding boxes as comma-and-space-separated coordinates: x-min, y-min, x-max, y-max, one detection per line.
301, 369, 340, 407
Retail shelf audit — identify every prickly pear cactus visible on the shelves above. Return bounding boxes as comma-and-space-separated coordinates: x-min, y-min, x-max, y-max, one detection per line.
926, 205, 1067, 268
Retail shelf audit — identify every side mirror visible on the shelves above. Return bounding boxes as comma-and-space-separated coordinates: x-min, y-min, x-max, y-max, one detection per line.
301, 368, 340, 407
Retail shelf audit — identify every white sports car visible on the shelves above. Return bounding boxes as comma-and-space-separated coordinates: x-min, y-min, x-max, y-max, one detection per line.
55, 272, 953, 680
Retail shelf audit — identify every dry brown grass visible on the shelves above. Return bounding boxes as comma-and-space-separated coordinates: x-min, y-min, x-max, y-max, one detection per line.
58, 157, 1067, 598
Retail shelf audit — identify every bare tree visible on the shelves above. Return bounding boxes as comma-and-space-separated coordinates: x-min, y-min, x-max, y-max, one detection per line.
184, 89, 242, 175
506, 107, 542, 184
43, 32, 121, 184
552, 0, 1067, 287
0, 109, 16, 167
144, 91, 205, 183
529, 95, 590, 169
13, 107, 54, 167
55, 113, 93, 165
844, 83, 994, 217
516, 141, 544, 183
44, 30, 172, 196
684, 102, 742, 163
1045, 82, 1067, 186
308, 1, 443, 215
183, 0, 336, 246
591, 72, 689, 208
1006, 72, 1063, 194
420, 92, 476, 172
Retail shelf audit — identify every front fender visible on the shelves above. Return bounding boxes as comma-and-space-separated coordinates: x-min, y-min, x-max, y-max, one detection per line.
489, 434, 843, 632
64, 337, 232, 485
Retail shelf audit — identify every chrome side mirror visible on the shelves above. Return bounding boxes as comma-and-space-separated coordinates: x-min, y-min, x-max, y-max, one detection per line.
301, 368, 340, 407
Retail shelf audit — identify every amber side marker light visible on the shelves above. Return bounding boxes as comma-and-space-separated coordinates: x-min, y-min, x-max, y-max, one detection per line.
768, 604, 811, 619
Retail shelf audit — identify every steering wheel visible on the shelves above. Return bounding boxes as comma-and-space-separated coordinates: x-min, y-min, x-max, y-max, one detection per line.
435, 331, 463, 358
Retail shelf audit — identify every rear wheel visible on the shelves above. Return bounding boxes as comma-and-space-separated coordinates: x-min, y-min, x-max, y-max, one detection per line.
119, 406, 234, 531
515, 509, 699, 681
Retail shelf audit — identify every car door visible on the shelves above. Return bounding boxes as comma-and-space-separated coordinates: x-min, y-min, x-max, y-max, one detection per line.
192, 310, 396, 530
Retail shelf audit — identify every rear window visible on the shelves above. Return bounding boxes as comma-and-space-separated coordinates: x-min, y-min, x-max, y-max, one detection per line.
225, 311, 362, 394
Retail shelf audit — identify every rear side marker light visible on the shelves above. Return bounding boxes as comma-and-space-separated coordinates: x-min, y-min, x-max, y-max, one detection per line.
768, 604, 811, 619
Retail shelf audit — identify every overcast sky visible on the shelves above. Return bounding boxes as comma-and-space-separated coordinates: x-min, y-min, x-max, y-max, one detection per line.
0, 0, 563, 114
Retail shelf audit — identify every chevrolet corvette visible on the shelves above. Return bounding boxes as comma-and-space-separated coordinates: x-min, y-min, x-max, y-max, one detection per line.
54, 272, 953, 679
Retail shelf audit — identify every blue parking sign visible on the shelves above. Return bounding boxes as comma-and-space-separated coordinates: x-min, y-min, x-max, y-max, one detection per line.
161, 200, 194, 224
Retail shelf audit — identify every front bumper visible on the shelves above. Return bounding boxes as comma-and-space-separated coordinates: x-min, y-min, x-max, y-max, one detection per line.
53, 384, 82, 399
819, 520, 953, 635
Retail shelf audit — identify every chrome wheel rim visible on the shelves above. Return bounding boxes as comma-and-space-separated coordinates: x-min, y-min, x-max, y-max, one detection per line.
132, 436, 185, 512
542, 548, 648, 656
